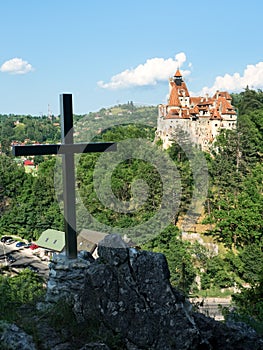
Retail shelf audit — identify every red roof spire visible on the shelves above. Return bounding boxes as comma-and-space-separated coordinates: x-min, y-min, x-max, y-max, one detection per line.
174, 69, 182, 77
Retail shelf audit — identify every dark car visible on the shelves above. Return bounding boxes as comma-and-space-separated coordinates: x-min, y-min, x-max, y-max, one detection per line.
1, 236, 13, 243
7, 254, 16, 263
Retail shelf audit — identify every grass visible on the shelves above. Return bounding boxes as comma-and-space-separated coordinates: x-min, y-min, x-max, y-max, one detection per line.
197, 287, 233, 298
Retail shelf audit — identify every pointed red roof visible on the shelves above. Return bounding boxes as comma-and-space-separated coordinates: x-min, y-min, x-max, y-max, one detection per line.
213, 91, 232, 101
210, 108, 222, 120
174, 69, 182, 77
169, 83, 181, 106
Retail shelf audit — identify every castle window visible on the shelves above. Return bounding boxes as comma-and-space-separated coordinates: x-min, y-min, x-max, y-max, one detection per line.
215, 124, 218, 127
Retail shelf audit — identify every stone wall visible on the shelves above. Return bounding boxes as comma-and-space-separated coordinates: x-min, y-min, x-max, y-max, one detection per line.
45, 250, 95, 304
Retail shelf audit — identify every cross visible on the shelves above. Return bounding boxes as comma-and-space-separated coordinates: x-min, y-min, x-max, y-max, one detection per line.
12, 94, 116, 259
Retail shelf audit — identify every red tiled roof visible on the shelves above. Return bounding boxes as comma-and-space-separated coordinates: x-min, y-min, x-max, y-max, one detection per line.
169, 84, 181, 106
197, 99, 214, 106
179, 82, 190, 97
213, 91, 232, 100
217, 97, 236, 115
210, 108, 222, 120
181, 109, 190, 118
174, 69, 182, 77
190, 97, 202, 105
24, 160, 34, 166
190, 106, 199, 114
164, 72, 236, 122
169, 108, 179, 115
165, 108, 190, 119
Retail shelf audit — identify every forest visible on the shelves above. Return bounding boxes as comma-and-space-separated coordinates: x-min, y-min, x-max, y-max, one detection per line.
0, 89, 262, 333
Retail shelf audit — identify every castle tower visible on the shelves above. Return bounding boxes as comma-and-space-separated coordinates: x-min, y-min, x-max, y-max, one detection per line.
168, 69, 190, 108
156, 69, 237, 151
174, 69, 183, 86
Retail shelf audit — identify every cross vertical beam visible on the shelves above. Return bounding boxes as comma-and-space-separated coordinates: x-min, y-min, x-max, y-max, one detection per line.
60, 94, 77, 259
12, 94, 117, 260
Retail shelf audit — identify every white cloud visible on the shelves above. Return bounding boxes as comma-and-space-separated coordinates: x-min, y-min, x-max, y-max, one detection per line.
0, 58, 34, 74
200, 61, 263, 95
98, 52, 190, 89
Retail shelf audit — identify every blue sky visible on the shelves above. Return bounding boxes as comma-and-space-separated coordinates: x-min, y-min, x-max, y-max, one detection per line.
1, 0, 263, 115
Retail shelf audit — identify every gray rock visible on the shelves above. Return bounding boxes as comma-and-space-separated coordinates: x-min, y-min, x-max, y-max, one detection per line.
75, 234, 263, 349
79, 343, 110, 350
28, 234, 263, 349
98, 233, 129, 266
77, 236, 200, 349
0, 322, 36, 350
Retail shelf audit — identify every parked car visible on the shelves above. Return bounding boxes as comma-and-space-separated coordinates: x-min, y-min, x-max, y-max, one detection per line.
16, 241, 26, 248
29, 243, 39, 250
5, 239, 15, 245
7, 254, 16, 263
24, 243, 32, 248
1, 236, 13, 243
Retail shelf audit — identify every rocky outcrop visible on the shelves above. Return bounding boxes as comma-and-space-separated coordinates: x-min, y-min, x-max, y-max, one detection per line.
45, 250, 94, 304
72, 234, 263, 350
3, 234, 262, 349
0, 322, 36, 350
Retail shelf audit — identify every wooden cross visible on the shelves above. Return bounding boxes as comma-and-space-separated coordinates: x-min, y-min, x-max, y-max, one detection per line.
12, 94, 116, 259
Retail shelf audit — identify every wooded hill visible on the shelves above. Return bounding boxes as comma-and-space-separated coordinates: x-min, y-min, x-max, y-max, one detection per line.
0, 90, 262, 332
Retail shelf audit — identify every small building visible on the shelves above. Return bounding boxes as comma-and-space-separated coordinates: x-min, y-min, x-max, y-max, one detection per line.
23, 159, 35, 174
77, 229, 108, 258
36, 228, 109, 258
36, 229, 65, 258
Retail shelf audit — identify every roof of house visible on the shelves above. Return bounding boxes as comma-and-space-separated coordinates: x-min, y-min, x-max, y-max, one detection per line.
213, 91, 232, 100
36, 229, 65, 252
77, 229, 108, 254
169, 86, 181, 106
210, 108, 222, 120
24, 159, 34, 166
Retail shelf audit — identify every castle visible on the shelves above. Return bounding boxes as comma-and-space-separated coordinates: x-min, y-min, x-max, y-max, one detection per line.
156, 69, 237, 150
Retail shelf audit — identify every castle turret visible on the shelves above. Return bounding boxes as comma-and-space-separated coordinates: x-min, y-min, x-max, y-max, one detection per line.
169, 69, 190, 108
173, 69, 183, 86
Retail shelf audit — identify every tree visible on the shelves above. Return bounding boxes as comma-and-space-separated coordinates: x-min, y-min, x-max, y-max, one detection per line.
0, 270, 45, 322
143, 225, 197, 294
0, 157, 63, 240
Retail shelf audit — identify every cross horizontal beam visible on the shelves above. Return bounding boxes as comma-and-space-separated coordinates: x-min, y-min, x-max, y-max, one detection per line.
12, 142, 116, 156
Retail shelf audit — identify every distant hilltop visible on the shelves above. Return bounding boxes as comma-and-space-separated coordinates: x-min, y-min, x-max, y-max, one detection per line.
156, 69, 237, 150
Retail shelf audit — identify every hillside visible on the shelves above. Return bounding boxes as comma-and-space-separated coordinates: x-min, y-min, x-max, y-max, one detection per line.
0, 91, 262, 334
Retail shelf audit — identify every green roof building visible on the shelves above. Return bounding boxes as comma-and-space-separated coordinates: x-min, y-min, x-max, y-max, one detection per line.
36, 228, 109, 256
36, 229, 65, 252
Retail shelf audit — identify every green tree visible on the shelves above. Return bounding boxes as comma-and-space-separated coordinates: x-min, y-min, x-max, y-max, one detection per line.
0, 270, 45, 322
143, 225, 197, 294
